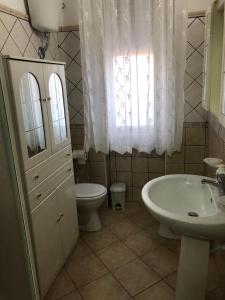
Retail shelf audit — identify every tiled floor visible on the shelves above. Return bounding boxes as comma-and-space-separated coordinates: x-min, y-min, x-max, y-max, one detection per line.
44, 202, 223, 300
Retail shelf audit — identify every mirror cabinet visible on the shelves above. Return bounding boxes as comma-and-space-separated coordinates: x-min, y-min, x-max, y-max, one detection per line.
203, 0, 225, 127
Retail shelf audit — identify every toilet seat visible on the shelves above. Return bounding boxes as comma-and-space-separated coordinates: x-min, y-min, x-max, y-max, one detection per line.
75, 183, 107, 200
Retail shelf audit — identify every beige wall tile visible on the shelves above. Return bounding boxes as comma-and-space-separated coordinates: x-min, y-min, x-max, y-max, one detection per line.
185, 127, 206, 145
185, 146, 205, 164
70, 126, 84, 145
149, 173, 164, 180
90, 176, 107, 186
126, 187, 133, 202
117, 172, 132, 187
116, 152, 132, 157
148, 151, 165, 158
132, 149, 148, 157
166, 164, 184, 174
110, 171, 117, 184
132, 157, 148, 173
132, 187, 142, 202
148, 158, 165, 173
89, 149, 105, 162
73, 162, 90, 182
110, 156, 116, 171
185, 163, 204, 175
132, 173, 149, 187
116, 157, 132, 172
166, 147, 184, 164
90, 162, 106, 177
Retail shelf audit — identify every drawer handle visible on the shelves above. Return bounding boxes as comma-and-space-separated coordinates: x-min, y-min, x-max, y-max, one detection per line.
36, 193, 42, 199
46, 97, 51, 101
57, 213, 64, 222
67, 168, 72, 172
34, 175, 39, 181
66, 153, 71, 157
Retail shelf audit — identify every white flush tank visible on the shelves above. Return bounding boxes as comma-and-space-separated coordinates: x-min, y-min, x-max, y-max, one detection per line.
27, 0, 61, 32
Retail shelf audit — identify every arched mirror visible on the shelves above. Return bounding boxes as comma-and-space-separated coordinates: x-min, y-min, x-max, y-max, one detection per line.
49, 73, 67, 145
20, 73, 46, 158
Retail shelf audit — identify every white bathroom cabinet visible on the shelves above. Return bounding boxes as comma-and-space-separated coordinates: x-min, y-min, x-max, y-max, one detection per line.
1, 56, 79, 298
32, 175, 77, 295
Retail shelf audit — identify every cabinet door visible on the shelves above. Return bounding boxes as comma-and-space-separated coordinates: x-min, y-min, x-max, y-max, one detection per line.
43, 64, 71, 153
56, 175, 79, 259
31, 192, 64, 297
7, 60, 51, 170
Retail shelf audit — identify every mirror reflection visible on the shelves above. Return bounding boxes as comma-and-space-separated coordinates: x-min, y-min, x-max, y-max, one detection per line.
20, 73, 46, 157
49, 73, 67, 144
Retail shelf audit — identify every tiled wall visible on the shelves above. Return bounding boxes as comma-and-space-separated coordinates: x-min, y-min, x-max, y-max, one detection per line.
59, 16, 208, 202
0, 11, 58, 60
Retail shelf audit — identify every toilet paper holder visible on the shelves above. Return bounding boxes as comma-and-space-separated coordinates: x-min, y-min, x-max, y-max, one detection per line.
72, 150, 88, 165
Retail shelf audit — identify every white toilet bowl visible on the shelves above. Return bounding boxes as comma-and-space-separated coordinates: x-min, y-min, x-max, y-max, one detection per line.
75, 183, 107, 231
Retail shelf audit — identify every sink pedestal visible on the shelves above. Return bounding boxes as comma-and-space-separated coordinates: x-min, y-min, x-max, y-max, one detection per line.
176, 236, 209, 300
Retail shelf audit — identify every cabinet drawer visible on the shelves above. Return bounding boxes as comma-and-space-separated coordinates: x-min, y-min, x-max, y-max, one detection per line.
25, 145, 72, 192
28, 161, 74, 211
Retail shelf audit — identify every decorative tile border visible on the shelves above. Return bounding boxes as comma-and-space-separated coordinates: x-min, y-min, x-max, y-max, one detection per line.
0, 3, 29, 21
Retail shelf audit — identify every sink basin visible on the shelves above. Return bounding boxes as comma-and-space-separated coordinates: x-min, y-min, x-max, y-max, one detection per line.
142, 174, 225, 240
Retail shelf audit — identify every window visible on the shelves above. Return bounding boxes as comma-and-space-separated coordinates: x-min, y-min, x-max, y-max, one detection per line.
113, 53, 154, 127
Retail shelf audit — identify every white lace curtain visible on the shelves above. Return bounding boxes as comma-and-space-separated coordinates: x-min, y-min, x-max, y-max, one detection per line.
79, 0, 187, 155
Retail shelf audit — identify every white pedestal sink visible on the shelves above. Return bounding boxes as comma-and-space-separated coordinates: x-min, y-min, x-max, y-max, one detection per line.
142, 174, 225, 300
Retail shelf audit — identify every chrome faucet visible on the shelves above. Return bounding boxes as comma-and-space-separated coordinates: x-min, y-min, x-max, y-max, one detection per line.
201, 174, 225, 195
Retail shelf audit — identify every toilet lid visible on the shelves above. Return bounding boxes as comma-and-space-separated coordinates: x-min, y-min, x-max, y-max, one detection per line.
75, 183, 107, 199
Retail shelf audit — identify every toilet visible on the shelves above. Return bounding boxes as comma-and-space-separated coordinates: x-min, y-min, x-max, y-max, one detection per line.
75, 183, 107, 231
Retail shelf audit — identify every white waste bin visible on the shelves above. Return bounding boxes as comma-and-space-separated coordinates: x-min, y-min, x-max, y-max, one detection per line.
110, 182, 126, 211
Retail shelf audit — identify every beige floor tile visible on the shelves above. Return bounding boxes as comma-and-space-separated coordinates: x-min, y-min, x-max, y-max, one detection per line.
207, 256, 221, 292
143, 224, 167, 244
58, 290, 83, 300
100, 208, 125, 226
128, 211, 157, 230
124, 202, 145, 216
165, 256, 221, 294
206, 288, 223, 300
124, 230, 161, 256
97, 241, 136, 271
44, 270, 76, 300
66, 253, 108, 288
165, 239, 181, 254
113, 258, 160, 296
81, 227, 119, 252
110, 219, 140, 240
134, 281, 175, 300
67, 240, 92, 262
164, 271, 177, 290
80, 273, 130, 300
142, 246, 179, 277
